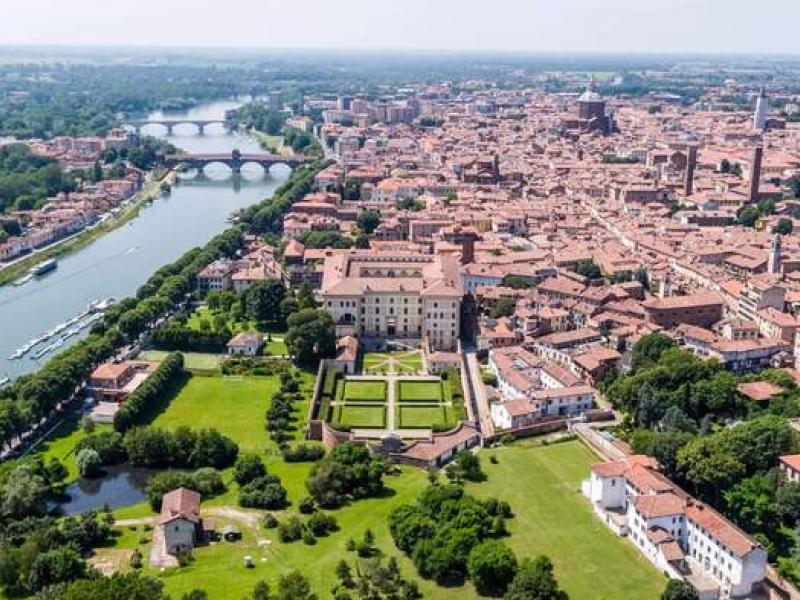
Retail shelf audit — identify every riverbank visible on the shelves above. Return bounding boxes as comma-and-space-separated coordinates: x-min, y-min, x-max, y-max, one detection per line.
0, 170, 177, 288
248, 130, 289, 155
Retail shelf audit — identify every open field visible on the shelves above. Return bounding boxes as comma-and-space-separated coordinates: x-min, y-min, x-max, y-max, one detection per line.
469, 441, 665, 599
397, 380, 443, 402
341, 379, 387, 402
151, 373, 316, 451
140, 350, 222, 371
333, 404, 386, 429
106, 439, 663, 599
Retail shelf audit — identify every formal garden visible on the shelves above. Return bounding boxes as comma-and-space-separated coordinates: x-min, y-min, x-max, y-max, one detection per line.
362, 350, 425, 375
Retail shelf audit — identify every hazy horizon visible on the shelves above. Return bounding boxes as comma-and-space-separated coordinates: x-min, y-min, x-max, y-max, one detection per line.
4, 0, 800, 55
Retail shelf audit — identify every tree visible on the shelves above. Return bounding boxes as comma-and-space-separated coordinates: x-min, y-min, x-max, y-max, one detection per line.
630, 333, 677, 371
2, 463, 50, 518
76, 448, 103, 478
737, 205, 760, 227
335, 560, 354, 587
53, 572, 169, 599
575, 260, 601, 279
357, 210, 381, 235
501, 275, 532, 290
92, 160, 103, 183
275, 570, 316, 600
181, 591, 208, 600
724, 474, 779, 533
306, 442, 386, 508
446, 450, 485, 482
28, 545, 86, 592
661, 579, 699, 600
242, 279, 286, 325
467, 540, 518, 596
636, 385, 668, 430
354, 232, 370, 249
774, 218, 793, 235
504, 556, 568, 600
285, 309, 336, 366
491, 298, 517, 319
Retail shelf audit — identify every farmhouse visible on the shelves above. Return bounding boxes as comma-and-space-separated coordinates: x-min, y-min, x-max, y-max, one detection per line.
159, 488, 204, 555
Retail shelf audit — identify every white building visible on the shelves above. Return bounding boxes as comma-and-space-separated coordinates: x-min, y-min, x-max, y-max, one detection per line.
226, 332, 264, 356
488, 346, 595, 429
583, 456, 767, 599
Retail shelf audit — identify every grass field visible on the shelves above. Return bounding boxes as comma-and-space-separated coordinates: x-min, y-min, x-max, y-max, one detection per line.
469, 441, 665, 599
397, 380, 443, 402
333, 405, 386, 429
140, 350, 222, 371
108, 440, 663, 600
342, 379, 387, 402
397, 405, 447, 428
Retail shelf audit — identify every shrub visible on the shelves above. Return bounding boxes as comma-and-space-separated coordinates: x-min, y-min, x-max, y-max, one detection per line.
239, 475, 288, 510
306, 511, 338, 537
129, 550, 143, 569
278, 516, 304, 543
234, 453, 266, 485
262, 513, 279, 529
298, 496, 316, 514
282, 444, 325, 463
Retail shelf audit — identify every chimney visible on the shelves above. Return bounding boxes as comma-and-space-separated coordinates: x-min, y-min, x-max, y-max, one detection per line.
684, 145, 697, 198
749, 145, 763, 203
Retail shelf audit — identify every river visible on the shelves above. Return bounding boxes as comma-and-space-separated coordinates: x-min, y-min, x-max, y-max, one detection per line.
0, 99, 289, 380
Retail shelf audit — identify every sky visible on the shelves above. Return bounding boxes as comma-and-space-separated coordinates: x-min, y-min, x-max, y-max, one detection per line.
4, 0, 800, 55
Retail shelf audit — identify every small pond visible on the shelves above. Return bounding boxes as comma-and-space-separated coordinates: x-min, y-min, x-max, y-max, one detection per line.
55, 465, 154, 516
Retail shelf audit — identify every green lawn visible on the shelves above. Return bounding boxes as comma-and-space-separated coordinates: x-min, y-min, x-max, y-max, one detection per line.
109, 440, 663, 600
342, 379, 387, 402
152, 375, 279, 451
468, 441, 665, 600
140, 350, 222, 372
397, 380, 443, 402
333, 405, 386, 429
30, 416, 112, 480
397, 405, 447, 428
264, 338, 287, 357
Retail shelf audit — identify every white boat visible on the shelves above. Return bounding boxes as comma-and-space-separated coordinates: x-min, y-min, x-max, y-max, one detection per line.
7, 298, 113, 361
0, 377, 10, 388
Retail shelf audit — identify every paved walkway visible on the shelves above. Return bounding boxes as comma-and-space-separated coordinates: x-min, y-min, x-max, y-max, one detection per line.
465, 350, 494, 437
386, 374, 397, 431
